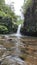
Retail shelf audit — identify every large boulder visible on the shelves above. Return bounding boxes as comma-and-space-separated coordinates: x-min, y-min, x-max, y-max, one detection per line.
21, 0, 37, 37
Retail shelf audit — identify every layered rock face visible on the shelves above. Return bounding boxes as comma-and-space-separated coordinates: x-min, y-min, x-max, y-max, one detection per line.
21, 0, 37, 36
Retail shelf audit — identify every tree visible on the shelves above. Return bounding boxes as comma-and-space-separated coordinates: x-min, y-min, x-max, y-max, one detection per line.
0, 0, 5, 5
0, 0, 18, 34
0, 0, 17, 22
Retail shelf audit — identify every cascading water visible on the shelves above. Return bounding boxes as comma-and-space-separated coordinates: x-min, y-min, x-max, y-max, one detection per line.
15, 24, 21, 57
13, 24, 26, 65
15, 24, 21, 56
16, 24, 21, 36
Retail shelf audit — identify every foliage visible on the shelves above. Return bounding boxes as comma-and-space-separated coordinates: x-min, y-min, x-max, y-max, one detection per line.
0, 16, 18, 34
23, 0, 32, 14
0, 0, 18, 34
0, 25, 8, 34
17, 20, 23, 25
0, 0, 17, 22
0, 0, 5, 5
0, 11, 7, 16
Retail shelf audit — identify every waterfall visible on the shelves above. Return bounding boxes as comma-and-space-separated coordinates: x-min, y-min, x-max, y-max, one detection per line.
16, 24, 21, 36
14, 24, 26, 65
15, 24, 21, 57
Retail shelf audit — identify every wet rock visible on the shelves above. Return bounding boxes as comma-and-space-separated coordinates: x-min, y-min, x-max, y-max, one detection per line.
0, 45, 6, 57
1, 56, 27, 65
21, 0, 37, 37
0, 36, 37, 65
3, 40, 16, 49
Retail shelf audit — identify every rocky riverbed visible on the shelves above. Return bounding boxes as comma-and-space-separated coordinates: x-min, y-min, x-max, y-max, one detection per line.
0, 36, 37, 65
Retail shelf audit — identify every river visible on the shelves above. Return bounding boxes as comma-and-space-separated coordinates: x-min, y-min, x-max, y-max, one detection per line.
0, 24, 37, 65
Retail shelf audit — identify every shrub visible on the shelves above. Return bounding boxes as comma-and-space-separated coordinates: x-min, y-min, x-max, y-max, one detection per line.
0, 25, 8, 34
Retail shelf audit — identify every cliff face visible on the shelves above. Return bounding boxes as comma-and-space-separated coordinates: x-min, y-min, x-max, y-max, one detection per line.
21, 0, 37, 36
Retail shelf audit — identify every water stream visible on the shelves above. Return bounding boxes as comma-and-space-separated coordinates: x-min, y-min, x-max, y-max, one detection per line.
15, 24, 21, 57
0, 24, 37, 65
